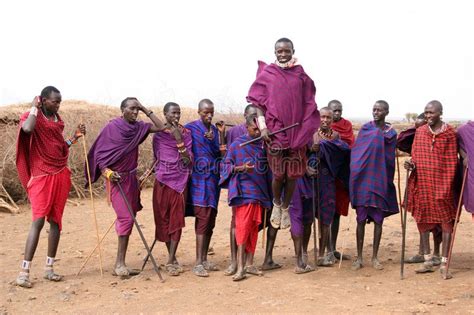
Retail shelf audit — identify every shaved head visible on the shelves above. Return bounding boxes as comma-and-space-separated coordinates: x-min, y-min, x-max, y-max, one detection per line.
375, 100, 389, 111
427, 100, 443, 113
198, 98, 214, 110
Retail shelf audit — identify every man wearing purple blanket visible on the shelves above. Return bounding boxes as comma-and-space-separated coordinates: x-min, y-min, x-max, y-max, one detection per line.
87, 97, 164, 278
350, 101, 399, 271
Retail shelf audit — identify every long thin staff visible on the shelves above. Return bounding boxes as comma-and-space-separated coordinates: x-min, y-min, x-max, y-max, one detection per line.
141, 239, 158, 271
76, 219, 115, 276
117, 182, 164, 281
239, 123, 300, 147
311, 155, 321, 267
400, 168, 410, 279
261, 208, 267, 249
396, 150, 404, 227
81, 123, 104, 276
445, 165, 469, 279
139, 159, 159, 190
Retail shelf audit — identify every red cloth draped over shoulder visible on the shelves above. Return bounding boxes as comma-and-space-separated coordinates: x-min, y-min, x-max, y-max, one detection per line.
16, 111, 69, 189
332, 118, 354, 148
407, 124, 458, 223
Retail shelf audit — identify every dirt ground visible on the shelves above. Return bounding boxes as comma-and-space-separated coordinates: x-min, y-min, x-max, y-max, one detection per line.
1, 172, 473, 314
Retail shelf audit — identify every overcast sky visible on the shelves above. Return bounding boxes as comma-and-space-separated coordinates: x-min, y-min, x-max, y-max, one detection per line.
0, 0, 472, 119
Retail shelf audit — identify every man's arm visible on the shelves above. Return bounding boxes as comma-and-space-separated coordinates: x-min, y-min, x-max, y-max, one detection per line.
170, 123, 191, 165
137, 101, 164, 133
255, 107, 271, 144
21, 96, 41, 134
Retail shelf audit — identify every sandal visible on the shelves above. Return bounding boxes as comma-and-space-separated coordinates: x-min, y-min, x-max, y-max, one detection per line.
261, 261, 282, 271
270, 200, 282, 229
415, 260, 434, 274
326, 252, 337, 264
193, 264, 209, 277
112, 266, 141, 278
173, 264, 184, 274
334, 251, 351, 261
294, 264, 315, 274
202, 261, 219, 271
232, 270, 246, 281
372, 258, 384, 270
404, 254, 425, 264
245, 265, 263, 276
351, 259, 363, 271
432, 256, 441, 266
16, 272, 32, 288
44, 268, 63, 282
280, 206, 291, 230
224, 264, 237, 276
440, 265, 453, 280
317, 255, 334, 267
165, 264, 179, 276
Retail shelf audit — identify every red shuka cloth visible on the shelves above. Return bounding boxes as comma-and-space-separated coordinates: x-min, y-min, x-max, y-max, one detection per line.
331, 118, 355, 148
234, 203, 262, 254
332, 118, 354, 216
408, 124, 458, 223
16, 111, 69, 189
16, 111, 70, 229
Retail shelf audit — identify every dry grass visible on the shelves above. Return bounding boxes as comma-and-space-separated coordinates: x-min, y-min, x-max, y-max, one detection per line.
0, 100, 241, 202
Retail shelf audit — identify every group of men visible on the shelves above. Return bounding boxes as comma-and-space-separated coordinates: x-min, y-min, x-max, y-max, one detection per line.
14, 38, 473, 288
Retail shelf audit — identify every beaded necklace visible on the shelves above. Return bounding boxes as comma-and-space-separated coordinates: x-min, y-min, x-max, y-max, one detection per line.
428, 122, 446, 151
318, 127, 333, 141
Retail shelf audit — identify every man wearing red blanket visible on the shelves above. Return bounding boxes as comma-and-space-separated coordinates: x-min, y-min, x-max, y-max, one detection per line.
15, 86, 85, 288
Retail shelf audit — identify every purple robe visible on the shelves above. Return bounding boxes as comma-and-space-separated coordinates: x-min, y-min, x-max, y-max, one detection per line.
185, 119, 220, 212
219, 134, 272, 209
153, 127, 193, 193
226, 123, 247, 146
87, 118, 151, 235
247, 61, 320, 150
350, 122, 399, 223
457, 121, 474, 214
396, 127, 416, 154
289, 138, 350, 234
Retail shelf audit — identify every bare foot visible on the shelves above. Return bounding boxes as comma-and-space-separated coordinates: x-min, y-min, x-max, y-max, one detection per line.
351, 258, 363, 271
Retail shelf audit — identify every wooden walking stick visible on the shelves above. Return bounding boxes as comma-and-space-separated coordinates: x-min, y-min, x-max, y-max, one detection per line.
117, 181, 164, 281
141, 239, 158, 271
262, 208, 267, 249
444, 165, 468, 279
139, 159, 159, 190
338, 206, 352, 269
76, 219, 116, 276
396, 150, 404, 227
400, 168, 410, 280
311, 155, 321, 267
81, 121, 104, 276
239, 123, 300, 147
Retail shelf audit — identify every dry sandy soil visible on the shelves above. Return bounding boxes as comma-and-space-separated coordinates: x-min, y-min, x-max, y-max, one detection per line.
1, 170, 473, 314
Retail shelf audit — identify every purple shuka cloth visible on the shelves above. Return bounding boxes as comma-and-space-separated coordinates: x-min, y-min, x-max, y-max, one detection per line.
86, 118, 151, 235
289, 138, 350, 234
396, 127, 416, 154
219, 134, 272, 209
185, 119, 221, 212
153, 127, 193, 193
247, 61, 320, 150
457, 121, 474, 214
226, 123, 247, 146
350, 122, 399, 223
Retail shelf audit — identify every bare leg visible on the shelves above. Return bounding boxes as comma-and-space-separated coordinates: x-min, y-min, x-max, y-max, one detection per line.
329, 214, 340, 253
440, 231, 453, 279
233, 244, 246, 281
433, 231, 442, 257
165, 240, 179, 265
291, 234, 305, 269
23, 217, 46, 262
302, 224, 312, 254
281, 179, 297, 209
272, 178, 284, 205
225, 226, 237, 275
415, 231, 435, 273
352, 221, 365, 270
262, 226, 281, 270
47, 220, 61, 258
115, 235, 130, 268
372, 223, 383, 270
195, 234, 205, 266
441, 232, 452, 259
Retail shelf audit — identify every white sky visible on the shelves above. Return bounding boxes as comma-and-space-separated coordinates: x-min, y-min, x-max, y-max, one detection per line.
0, 0, 473, 119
